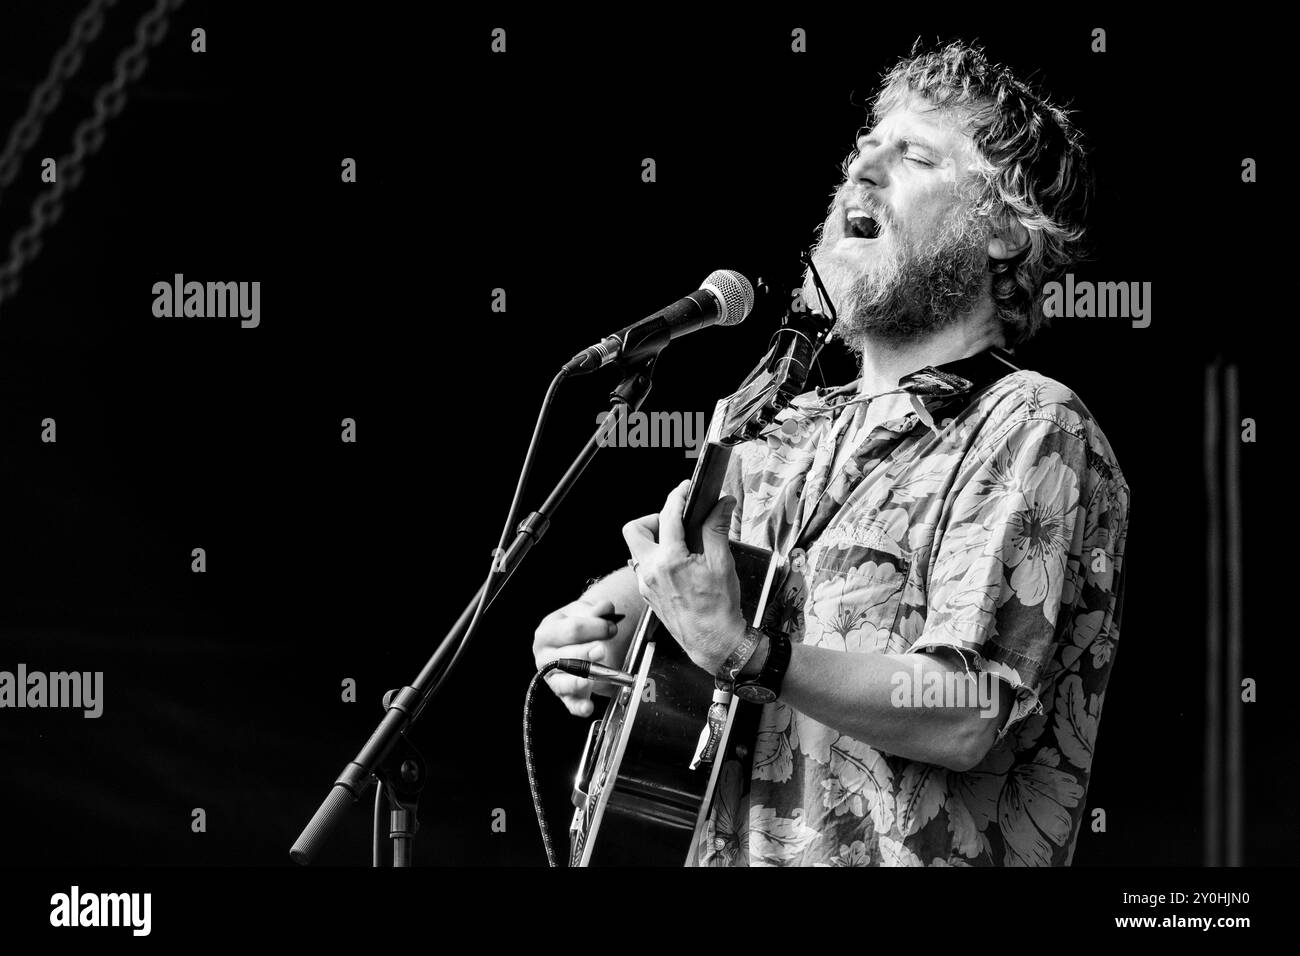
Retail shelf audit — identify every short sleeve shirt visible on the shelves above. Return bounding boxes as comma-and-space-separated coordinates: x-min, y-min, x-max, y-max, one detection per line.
693, 347, 1130, 867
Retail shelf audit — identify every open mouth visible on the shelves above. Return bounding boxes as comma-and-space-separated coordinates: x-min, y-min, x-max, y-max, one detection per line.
846, 209, 881, 239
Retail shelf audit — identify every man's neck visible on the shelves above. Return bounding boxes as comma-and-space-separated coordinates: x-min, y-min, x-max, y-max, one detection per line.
855, 315, 1006, 396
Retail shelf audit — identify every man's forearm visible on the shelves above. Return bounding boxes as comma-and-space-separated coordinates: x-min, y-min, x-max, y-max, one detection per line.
609, 549, 1002, 769
777, 644, 1010, 771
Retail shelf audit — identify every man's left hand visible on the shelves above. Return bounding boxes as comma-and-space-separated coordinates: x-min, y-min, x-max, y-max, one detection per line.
622, 480, 747, 676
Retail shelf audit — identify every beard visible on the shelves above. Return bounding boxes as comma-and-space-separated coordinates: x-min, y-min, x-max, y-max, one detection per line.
801, 190, 990, 350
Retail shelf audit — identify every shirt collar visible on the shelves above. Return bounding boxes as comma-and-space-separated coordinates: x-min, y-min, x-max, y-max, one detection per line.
899, 345, 1022, 414
810, 345, 1021, 416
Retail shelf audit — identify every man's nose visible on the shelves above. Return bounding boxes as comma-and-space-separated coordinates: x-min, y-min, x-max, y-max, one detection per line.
847, 143, 887, 188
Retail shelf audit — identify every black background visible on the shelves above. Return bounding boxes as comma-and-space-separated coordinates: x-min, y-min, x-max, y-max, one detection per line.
0, 2, 1284, 867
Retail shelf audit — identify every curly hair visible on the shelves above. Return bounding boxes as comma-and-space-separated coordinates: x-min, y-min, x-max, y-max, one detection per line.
870, 40, 1091, 343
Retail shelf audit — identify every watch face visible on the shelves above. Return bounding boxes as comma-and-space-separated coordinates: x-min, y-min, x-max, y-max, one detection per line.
736, 683, 776, 704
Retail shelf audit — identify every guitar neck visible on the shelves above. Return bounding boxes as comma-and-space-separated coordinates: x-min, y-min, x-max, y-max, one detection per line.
681, 439, 732, 554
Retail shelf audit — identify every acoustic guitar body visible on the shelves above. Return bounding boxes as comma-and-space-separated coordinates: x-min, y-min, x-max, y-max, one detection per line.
569, 536, 778, 866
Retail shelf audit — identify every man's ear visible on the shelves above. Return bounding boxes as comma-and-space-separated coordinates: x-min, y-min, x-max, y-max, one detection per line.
988, 220, 1030, 262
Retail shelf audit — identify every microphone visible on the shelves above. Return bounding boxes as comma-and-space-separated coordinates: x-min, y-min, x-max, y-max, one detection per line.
562, 269, 755, 375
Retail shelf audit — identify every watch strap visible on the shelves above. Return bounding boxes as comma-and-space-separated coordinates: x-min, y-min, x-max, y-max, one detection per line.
736, 627, 791, 700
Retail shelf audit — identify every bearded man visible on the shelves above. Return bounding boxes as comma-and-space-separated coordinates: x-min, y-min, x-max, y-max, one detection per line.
532, 40, 1129, 867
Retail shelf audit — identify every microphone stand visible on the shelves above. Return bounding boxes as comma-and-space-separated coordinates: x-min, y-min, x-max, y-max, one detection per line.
291, 355, 659, 866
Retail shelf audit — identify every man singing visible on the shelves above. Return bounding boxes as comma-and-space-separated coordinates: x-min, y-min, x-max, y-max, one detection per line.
533, 40, 1129, 866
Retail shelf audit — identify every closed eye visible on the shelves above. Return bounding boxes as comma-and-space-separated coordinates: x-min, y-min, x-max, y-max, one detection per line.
899, 140, 935, 167
852, 134, 939, 168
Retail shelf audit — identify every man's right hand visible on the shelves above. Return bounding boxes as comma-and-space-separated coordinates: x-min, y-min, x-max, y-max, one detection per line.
532, 597, 627, 717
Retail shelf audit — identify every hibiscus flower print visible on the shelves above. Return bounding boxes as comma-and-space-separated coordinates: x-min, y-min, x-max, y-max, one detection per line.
806, 560, 905, 653
829, 839, 876, 866
747, 806, 820, 865
950, 743, 1086, 866
995, 452, 1080, 608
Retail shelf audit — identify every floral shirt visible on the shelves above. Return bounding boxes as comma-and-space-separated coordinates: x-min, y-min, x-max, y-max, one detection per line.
693, 347, 1130, 867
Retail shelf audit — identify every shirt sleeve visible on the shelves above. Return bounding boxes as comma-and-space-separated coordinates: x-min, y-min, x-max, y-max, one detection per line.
907, 414, 1096, 742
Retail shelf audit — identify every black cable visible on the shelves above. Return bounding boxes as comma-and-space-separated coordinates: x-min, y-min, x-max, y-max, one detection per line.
494, 368, 569, 569
525, 656, 627, 867
525, 661, 567, 868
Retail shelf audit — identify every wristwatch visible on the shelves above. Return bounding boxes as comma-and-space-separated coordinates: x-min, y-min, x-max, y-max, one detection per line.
733, 626, 791, 704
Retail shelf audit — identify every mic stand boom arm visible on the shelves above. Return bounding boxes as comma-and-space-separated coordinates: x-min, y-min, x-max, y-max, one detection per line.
290, 356, 659, 866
